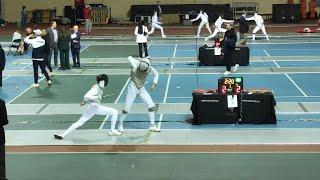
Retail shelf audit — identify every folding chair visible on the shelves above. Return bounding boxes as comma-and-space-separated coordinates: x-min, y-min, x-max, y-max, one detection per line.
8, 39, 22, 55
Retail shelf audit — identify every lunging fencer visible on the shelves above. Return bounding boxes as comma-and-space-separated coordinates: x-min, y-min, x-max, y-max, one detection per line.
246, 12, 269, 41
118, 56, 160, 133
147, 11, 166, 38
190, 10, 212, 38
205, 15, 234, 41
54, 74, 121, 139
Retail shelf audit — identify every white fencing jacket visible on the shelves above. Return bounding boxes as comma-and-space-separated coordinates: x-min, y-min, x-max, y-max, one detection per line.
84, 84, 103, 104
192, 12, 209, 23
214, 16, 234, 29
246, 13, 264, 27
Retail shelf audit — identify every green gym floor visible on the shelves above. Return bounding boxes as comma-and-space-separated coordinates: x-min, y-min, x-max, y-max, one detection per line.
2, 35, 320, 179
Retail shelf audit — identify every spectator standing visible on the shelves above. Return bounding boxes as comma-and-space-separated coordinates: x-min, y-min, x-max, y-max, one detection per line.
156, 1, 162, 18
47, 21, 59, 67
21, 6, 28, 30
239, 12, 249, 39
24, 29, 52, 87
83, 4, 92, 35
40, 29, 53, 76
71, 25, 81, 68
0, 44, 5, 90
0, 99, 8, 180
222, 24, 238, 75
135, 20, 149, 58
58, 27, 71, 70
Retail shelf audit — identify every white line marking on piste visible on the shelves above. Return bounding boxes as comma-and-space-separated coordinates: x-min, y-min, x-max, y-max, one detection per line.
285, 73, 308, 97
263, 49, 271, 57
273, 60, 281, 68
115, 78, 130, 104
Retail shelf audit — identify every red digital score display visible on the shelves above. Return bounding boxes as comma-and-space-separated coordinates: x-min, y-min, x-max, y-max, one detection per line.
218, 77, 243, 94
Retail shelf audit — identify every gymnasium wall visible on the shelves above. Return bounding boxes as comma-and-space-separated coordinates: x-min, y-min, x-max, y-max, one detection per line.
1, 0, 308, 22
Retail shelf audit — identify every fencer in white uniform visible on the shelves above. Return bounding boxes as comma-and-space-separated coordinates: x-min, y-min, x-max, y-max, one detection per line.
205, 16, 234, 41
147, 11, 166, 38
54, 74, 121, 140
190, 10, 212, 38
246, 12, 269, 41
118, 56, 160, 133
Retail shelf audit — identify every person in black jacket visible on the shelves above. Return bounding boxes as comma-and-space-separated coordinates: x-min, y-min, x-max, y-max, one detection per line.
24, 29, 52, 87
239, 11, 249, 39
0, 99, 8, 180
71, 25, 81, 68
41, 29, 53, 76
0, 44, 5, 89
223, 24, 238, 75
156, 1, 162, 18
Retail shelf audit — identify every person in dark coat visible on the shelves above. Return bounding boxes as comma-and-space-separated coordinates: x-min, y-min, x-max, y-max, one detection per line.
156, 1, 162, 18
0, 44, 5, 89
223, 24, 238, 75
46, 21, 59, 67
41, 29, 53, 76
71, 25, 81, 68
70, 6, 77, 29
0, 99, 8, 180
58, 27, 71, 70
21, 6, 28, 30
239, 12, 249, 39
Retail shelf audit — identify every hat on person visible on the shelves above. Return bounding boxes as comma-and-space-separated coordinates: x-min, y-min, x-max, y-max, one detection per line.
33, 29, 42, 36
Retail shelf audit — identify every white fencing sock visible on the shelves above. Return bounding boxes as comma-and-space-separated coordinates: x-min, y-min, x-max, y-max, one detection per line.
119, 113, 127, 127
148, 111, 155, 126
61, 121, 84, 137
110, 113, 118, 132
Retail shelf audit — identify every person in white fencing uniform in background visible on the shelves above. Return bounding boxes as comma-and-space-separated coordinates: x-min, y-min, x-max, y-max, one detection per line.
205, 15, 234, 41
147, 11, 166, 38
54, 74, 121, 140
246, 12, 269, 41
118, 56, 160, 133
190, 10, 212, 38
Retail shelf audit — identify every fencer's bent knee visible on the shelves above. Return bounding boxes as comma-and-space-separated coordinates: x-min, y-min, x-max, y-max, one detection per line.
148, 107, 155, 112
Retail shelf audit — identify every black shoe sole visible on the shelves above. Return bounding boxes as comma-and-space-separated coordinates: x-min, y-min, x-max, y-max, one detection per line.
54, 134, 63, 140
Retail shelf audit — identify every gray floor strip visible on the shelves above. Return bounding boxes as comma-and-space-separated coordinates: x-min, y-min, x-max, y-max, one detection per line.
6, 103, 320, 115
4, 129, 320, 146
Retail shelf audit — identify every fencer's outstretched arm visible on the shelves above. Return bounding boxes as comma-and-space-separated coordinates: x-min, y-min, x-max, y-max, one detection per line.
222, 19, 234, 23
149, 67, 159, 84
128, 56, 139, 70
191, 14, 201, 22
24, 35, 44, 48
83, 85, 102, 103
246, 16, 255, 21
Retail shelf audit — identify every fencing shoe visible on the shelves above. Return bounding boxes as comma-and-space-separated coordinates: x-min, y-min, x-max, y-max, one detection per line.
232, 64, 239, 72
108, 130, 122, 136
149, 125, 161, 132
54, 134, 63, 140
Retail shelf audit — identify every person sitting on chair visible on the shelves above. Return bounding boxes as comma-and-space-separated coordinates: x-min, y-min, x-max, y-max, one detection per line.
10, 30, 23, 55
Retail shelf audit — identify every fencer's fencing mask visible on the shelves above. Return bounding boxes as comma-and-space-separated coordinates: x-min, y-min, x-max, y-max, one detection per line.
96, 74, 109, 88
139, 58, 151, 72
